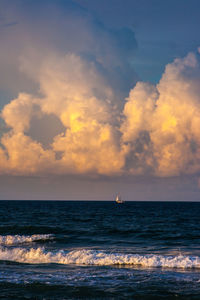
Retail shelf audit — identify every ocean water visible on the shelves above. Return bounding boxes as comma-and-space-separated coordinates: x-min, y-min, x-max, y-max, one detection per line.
0, 201, 200, 299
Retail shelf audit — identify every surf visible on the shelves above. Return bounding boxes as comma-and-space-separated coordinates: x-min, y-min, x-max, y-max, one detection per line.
0, 234, 54, 245
0, 248, 199, 269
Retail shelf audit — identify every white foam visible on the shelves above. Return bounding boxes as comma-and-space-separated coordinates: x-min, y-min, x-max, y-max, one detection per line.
0, 234, 53, 245
0, 248, 199, 269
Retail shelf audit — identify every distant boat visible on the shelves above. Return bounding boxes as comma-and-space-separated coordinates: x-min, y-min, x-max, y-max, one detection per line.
115, 194, 124, 204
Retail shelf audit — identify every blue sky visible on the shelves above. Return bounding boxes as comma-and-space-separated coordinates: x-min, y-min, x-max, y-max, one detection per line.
74, 0, 200, 81
0, 0, 200, 200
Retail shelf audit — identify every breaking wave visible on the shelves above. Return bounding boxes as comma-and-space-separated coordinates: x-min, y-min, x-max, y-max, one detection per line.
0, 234, 54, 245
0, 248, 199, 269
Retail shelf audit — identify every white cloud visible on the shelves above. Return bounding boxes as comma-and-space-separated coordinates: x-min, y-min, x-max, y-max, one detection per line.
1, 49, 200, 177
122, 51, 200, 176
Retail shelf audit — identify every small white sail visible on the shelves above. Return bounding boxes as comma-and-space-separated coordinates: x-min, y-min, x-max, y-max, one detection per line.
115, 194, 124, 204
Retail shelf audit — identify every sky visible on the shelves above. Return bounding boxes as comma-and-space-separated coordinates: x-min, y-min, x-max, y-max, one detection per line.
1, 0, 200, 200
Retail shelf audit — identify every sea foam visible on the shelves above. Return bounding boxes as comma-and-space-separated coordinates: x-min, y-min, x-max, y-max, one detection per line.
0, 248, 199, 269
0, 234, 53, 245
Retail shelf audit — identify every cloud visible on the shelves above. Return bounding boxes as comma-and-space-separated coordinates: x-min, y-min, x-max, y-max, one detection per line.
0, 0, 137, 104
122, 50, 200, 176
1, 49, 200, 177
0, 52, 126, 176
0, 2, 200, 178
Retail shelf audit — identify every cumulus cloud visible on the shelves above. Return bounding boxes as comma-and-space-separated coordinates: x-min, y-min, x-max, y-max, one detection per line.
0, 0, 137, 103
0, 0, 136, 176
1, 49, 200, 177
122, 51, 200, 176
0, 0, 200, 178
0, 52, 126, 176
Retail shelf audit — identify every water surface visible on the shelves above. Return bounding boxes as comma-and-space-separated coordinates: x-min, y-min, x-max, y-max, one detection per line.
0, 200, 200, 299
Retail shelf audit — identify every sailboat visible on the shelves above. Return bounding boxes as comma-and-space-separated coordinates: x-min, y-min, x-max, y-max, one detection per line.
115, 194, 124, 204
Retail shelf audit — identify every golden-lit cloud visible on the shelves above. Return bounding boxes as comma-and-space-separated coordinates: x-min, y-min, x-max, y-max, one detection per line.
0, 53, 126, 176
122, 51, 200, 176
1, 50, 200, 177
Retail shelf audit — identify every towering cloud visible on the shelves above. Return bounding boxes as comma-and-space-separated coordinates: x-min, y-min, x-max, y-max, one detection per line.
1, 50, 200, 177
0, 0, 137, 101
122, 51, 200, 176
0, 52, 126, 175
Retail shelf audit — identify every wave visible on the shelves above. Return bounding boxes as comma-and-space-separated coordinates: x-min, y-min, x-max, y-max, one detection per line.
0, 234, 54, 245
0, 248, 199, 269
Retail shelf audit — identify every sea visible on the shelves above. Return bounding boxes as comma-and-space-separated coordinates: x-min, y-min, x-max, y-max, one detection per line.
0, 200, 200, 299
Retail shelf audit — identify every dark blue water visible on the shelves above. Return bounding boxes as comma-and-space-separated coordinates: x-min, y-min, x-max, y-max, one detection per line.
0, 201, 200, 299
